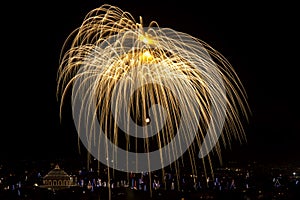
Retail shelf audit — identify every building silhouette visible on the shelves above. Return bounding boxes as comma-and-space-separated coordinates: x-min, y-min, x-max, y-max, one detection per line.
40, 164, 77, 191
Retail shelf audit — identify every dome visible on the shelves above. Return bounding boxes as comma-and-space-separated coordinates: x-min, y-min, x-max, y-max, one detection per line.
41, 164, 76, 190
43, 164, 70, 180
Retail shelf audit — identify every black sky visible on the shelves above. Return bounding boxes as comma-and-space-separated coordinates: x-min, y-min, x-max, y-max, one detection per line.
2, 0, 299, 165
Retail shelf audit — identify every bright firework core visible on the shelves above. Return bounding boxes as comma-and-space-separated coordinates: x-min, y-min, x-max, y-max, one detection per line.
57, 4, 250, 176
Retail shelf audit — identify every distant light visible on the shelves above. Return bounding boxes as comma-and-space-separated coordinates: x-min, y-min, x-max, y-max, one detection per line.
293, 172, 296, 176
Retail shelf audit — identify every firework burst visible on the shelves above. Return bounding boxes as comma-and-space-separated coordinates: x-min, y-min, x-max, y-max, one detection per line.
57, 3, 250, 190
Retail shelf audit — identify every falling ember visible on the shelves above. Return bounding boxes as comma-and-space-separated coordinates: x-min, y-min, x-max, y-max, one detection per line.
145, 117, 151, 124
56, 3, 250, 195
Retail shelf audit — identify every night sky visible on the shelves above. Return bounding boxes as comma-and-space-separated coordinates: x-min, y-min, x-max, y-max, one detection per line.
2, 0, 299, 166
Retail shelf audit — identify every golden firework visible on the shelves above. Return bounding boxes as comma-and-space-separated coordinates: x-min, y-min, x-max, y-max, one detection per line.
57, 3, 250, 192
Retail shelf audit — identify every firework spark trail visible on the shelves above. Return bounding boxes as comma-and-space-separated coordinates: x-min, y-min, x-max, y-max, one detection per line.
57, 3, 250, 191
